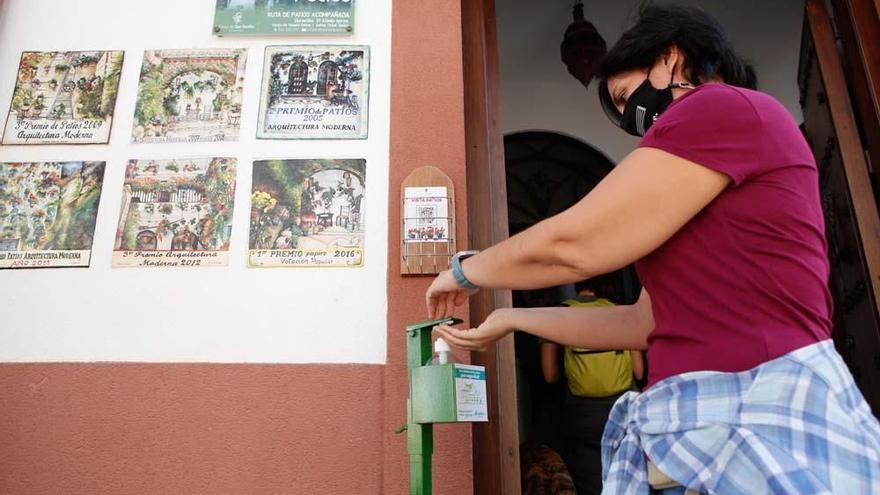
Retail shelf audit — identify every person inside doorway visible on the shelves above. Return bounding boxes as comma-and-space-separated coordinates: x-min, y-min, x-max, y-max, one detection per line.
520, 441, 577, 495
540, 275, 644, 495
427, 3, 880, 493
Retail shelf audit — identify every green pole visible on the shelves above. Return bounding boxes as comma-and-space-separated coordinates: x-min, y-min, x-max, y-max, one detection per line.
406, 318, 462, 495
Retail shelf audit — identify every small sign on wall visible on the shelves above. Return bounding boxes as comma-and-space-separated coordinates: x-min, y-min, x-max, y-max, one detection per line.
213, 0, 355, 36
404, 187, 449, 244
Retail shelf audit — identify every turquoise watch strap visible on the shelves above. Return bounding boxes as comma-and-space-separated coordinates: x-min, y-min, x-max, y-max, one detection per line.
452, 251, 479, 290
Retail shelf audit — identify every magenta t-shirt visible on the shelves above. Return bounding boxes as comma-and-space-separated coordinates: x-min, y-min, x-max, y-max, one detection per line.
637, 83, 832, 387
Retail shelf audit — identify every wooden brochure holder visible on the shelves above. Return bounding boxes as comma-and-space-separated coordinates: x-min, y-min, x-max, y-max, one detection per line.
400, 166, 457, 275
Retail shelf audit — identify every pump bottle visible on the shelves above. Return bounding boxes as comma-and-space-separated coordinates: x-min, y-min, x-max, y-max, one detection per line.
430, 338, 456, 365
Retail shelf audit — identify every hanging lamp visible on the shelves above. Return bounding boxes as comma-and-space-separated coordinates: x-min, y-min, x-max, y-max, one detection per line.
560, 0, 607, 89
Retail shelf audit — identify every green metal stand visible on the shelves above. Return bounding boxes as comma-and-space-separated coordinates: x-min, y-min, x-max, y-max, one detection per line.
405, 318, 462, 495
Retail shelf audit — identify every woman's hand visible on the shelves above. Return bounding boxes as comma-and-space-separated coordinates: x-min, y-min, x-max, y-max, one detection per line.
426, 269, 477, 319
434, 309, 516, 352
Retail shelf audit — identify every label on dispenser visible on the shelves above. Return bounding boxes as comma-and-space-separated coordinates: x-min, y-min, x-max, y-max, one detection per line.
453, 364, 488, 422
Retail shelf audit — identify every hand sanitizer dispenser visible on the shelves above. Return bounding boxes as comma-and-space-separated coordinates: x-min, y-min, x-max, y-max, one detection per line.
404, 318, 489, 495
413, 336, 489, 423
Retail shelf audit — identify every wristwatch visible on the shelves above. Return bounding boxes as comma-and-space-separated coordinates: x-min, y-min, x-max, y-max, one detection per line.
451, 250, 480, 290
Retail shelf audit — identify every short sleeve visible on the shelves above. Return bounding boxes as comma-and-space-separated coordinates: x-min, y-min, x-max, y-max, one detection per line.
639, 84, 765, 186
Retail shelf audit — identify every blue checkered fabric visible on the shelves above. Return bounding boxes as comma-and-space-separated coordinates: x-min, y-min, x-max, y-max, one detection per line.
601, 340, 880, 494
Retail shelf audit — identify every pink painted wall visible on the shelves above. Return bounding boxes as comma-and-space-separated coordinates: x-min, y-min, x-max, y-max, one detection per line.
0, 0, 474, 493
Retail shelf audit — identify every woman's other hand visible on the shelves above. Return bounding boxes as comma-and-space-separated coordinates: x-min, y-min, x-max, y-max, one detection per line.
434, 309, 515, 352
426, 269, 477, 319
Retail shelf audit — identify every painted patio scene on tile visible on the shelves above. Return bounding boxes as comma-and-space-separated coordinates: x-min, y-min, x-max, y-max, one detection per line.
3, 51, 124, 144
113, 158, 236, 268
258, 45, 368, 139
249, 159, 365, 267
0, 161, 106, 268
132, 49, 246, 143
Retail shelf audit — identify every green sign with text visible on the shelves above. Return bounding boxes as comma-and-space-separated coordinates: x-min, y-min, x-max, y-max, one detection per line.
213, 0, 354, 36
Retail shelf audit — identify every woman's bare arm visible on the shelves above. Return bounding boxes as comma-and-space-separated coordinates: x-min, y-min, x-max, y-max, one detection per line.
436, 289, 655, 353
427, 148, 729, 318
465, 148, 729, 289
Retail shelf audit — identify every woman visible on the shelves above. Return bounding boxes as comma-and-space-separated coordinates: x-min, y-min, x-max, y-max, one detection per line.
426, 4, 880, 494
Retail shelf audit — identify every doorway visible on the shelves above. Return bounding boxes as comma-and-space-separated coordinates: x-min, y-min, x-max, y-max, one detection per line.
504, 130, 641, 465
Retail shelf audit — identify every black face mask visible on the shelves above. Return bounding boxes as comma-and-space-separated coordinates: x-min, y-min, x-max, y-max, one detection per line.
619, 71, 694, 137
620, 78, 674, 137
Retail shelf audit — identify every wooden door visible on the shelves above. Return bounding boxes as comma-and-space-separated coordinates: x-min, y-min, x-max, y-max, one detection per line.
829, 0, 880, 205
800, 0, 880, 412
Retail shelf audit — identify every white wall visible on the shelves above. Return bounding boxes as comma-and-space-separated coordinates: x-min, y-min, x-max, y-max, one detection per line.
0, 0, 392, 363
498, 0, 806, 162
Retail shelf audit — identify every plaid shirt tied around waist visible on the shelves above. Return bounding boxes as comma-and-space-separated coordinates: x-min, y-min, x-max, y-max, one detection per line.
601, 340, 880, 494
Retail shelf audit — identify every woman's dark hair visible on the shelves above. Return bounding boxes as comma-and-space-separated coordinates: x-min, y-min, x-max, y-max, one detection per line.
598, 3, 756, 122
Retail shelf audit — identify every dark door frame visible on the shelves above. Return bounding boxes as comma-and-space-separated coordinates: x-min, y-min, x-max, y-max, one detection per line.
830, 0, 880, 205
806, 0, 880, 321
461, 0, 521, 493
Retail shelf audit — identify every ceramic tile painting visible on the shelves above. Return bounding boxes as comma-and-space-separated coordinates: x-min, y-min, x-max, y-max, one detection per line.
0, 162, 106, 268
3, 51, 124, 144
249, 159, 365, 267
257, 45, 368, 139
113, 158, 237, 268
132, 49, 247, 143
